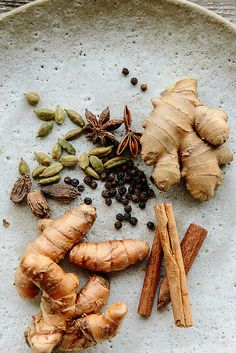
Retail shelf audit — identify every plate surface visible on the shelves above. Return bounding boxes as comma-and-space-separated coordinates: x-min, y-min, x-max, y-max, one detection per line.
0, 1, 236, 352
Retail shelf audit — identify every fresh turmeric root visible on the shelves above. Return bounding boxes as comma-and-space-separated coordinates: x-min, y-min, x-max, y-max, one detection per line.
15, 204, 96, 299
24, 270, 110, 353
69, 239, 149, 272
141, 78, 233, 200
59, 301, 128, 351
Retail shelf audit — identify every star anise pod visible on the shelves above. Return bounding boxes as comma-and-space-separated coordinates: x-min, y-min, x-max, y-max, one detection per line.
117, 106, 142, 159
85, 107, 123, 145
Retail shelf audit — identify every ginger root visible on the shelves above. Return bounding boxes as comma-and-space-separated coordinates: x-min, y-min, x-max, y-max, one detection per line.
69, 239, 149, 272
15, 204, 96, 299
59, 301, 127, 351
141, 78, 233, 200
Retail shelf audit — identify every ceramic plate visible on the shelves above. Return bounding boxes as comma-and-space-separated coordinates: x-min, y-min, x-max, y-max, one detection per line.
0, 1, 235, 352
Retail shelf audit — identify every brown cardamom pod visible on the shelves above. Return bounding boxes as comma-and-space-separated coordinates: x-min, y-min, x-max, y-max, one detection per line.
27, 190, 51, 218
40, 183, 79, 202
10, 175, 32, 203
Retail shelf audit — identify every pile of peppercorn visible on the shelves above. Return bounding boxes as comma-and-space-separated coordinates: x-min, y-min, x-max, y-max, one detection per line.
83, 159, 155, 229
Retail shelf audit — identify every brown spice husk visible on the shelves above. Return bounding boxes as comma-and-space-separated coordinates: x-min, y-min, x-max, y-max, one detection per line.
154, 203, 192, 327
40, 183, 79, 202
138, 228, 163, 317
10, 175, 32, 203
158, 223, 208, 309
3, 219, 10, 228
27, 190, 51, 218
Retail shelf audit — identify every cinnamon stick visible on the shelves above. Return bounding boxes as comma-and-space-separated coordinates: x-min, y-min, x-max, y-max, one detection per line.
158, 223, 207, 309
138, 228, 163, 317
154, 203, 192, 327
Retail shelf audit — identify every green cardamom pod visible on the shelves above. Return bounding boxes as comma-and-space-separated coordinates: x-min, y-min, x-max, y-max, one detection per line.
58, 138, 76, 155
34, 108, 55, 121
32, 165, 47, 178
89, 145, 113, 157
89, 155, 104, 174
79, 152, 90, 169
104, 158, 128, 169
51, 142, 62, 160
65, 109, 85, 127
60, 155, 78, 167
34, 152, 52, 166
37, 121, 53, 137
64, 128, 83, 141
39, 163, 63, 178
85, 166, 100, 180
25, 92, 40, 106
103, 157, 124, 167
38, 175, 60, 185
19, 158, 30, 175
54, 105, 65, 125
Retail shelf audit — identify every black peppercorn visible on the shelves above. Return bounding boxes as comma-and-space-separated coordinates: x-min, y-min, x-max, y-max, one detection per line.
64, 176, 71, 184
147, 222, 155, 230
78, 184, 85, 192
109, 188, 117, 198
105, 198, 112, 206
141, 83, 148, 92
125, 175, 131, 183
128, 186, 135, 194
130, 217, 138, 226
84, 197, 92, 205
111, 180, 117, 187
117, 172, 125, 180
139, 201, 146, 209
122, 68, 129, 76
132, 194, 139, 203
140, 192, 148, 201
121, 164, 127, 171
83, 176, 92, 185
124, 205, 132, 213
116, 194, 122, 202
131, 77, 138, 85
118, 186, 126, 195
102, 190, 110, 198
90, 181, 98, 189
114, 221, 122, 229
71, 178, 79, 187
121, 198, 129, 206
116, 213, 124, 221
124, 212, 131, 221
105, 181, 112, 190
147, 188, 155, 197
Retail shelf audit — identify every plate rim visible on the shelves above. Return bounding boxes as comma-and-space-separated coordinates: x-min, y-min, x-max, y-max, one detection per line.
0, 0, 235, 34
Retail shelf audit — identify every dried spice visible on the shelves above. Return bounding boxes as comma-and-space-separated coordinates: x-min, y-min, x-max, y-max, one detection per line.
37, 122, 53, 137
27, 190, 51, 218
35, 152, 52, 166
141, 84, 148, 92
10, 175, 32, 204
117, 106, 142, 159
85, 107, 123, 145
39, 163, 63, 178
51, 142, 62, 160
25, 92, 40, 106
89, 156, 104, 174
60, 155, 78, 167
103, 156, 128, 169
65, 109, 85, 127
19, 158, 30, 175
38, 175, 60, 185
79, 152, 90, 170
55, 105, 65, 125
2, 219, 10, 228
85, 166, 100, 180
89, 145, 113, 157
34, 108, 55, 121
64, 128, 83, 141
41, 183, 79, 202
58, 138, 76, 155
32, 165, 47, 178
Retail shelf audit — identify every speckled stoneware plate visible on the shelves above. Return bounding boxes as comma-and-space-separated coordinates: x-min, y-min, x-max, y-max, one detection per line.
0, 1, 236, 352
